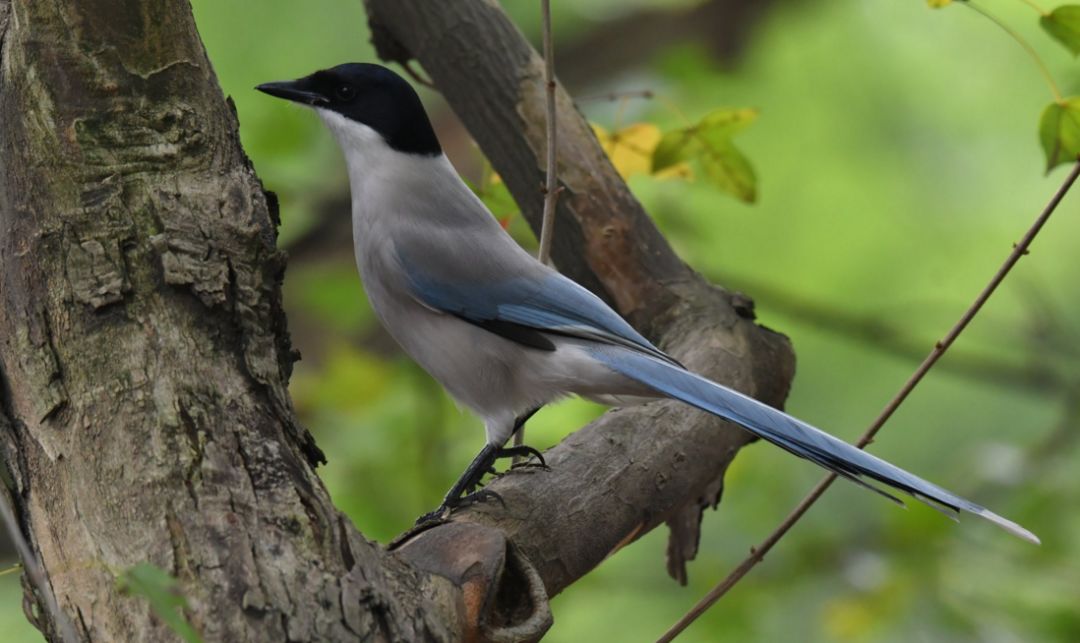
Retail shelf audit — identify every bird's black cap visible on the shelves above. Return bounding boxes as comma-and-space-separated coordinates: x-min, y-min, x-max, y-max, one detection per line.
256, 63, 441, 157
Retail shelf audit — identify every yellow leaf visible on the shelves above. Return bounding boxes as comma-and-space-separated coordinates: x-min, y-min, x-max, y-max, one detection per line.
926, 0, 952, 7
592, 122, 662, 179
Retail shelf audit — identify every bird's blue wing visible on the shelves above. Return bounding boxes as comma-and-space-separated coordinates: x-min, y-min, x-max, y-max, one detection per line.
401, 258, 678, 364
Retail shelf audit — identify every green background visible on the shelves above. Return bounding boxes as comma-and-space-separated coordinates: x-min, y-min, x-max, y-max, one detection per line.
3, 1, 1078, 641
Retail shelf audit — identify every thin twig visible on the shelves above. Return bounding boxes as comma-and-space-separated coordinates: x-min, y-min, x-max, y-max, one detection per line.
536, 0, 560, 265
657, 158, 1080, 642
0, 494, 78, 643
516, 0, 560, 456
967, 1, 1063, 102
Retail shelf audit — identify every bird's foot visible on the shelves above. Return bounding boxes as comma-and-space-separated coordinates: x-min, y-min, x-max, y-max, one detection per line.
499, 445, 550, 471
414, 506, 451, 527
414, 441, 549, 526
413, 489, 504, 527
461, 488, 505, 509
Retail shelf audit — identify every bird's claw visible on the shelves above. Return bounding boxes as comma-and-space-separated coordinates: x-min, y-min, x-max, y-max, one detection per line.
461, 488, 505, 509
510, 460, 551, 472
415, 441, 546, 525
414, 505, 452, 527
496, 445, 547, 468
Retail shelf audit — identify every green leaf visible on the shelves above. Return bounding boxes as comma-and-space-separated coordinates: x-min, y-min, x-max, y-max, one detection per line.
653, 108, 758, 202
117, 563, 202, 643
1041, 6, 1080, 56
926, 0, 953, 8
1038, 98, 1080, 171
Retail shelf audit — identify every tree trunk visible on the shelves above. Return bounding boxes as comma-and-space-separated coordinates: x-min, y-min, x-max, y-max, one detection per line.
0, 1, 457, 640
0, 0, 796, 640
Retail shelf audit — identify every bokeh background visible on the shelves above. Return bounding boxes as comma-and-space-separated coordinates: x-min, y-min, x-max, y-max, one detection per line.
3, 0, 1079, 641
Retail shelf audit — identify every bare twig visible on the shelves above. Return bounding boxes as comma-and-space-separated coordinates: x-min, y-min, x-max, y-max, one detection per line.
536, 0, 560, 265
516, 0, 560, 456
0, 494, 78, 643
657, 158, 1080, 642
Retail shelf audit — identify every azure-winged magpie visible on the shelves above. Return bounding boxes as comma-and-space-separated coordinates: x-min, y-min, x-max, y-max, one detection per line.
257, 63, 1037, 543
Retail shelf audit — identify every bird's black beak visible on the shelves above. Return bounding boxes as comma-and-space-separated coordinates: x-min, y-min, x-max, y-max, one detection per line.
255, 78, 329, 107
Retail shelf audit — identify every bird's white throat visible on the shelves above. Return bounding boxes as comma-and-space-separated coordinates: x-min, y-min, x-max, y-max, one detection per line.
314, 107, 478, 233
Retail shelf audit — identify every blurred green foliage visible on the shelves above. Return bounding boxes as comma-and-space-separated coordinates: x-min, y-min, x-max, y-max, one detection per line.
4, 0, 1080, 641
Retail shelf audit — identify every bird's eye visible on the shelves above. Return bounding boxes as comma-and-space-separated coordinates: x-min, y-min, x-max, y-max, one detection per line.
335, 84, 357, 101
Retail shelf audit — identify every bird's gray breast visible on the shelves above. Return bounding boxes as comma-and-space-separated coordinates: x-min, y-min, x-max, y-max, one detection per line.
350, 211, 550, 422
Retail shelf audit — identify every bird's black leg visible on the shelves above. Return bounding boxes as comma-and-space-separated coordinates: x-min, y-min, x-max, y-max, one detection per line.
416, 444, 501, 524
511, 406, 542, 433
415, 407, 548, 525
504, 406, 547, 468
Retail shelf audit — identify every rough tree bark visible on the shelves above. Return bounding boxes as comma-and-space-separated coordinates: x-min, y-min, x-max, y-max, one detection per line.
0, 0, 796, 641
0, 1, 457, 641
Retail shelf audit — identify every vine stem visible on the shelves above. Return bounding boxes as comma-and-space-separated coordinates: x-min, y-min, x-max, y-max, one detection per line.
516, 0, 560, 455
656, 158, 1080, 643
967, 1, 1063, 102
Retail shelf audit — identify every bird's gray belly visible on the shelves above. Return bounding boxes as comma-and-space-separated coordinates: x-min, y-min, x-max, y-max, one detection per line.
364, 281, 546, 417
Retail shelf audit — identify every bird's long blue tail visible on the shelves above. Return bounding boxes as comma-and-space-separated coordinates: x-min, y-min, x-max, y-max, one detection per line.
588, 346, 1039, 544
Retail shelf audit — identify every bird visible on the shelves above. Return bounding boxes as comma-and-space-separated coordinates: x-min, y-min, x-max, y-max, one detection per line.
256, 63, 1038, 543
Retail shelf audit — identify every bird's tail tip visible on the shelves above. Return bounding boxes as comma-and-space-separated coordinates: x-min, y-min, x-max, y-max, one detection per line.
977, 508, 1040, 545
